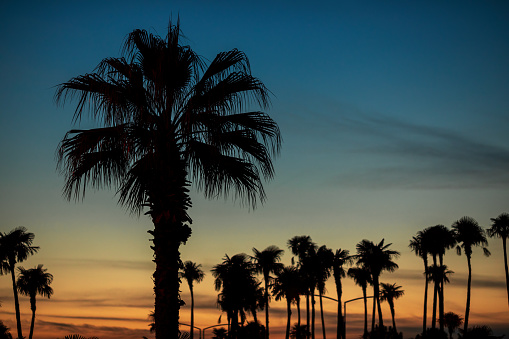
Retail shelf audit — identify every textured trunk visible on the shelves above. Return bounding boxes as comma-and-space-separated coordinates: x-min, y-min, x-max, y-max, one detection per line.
464, 254, 472, 333
319, 292, 326, 339
265, 274, 270, 339
190, 285, 195, 339
422, 259, 428, 334
29, 295, 36, 339
10, 263, 23, 339
389, 300, 396, 333
285, 298, 292, 339
503, 237, 509, 306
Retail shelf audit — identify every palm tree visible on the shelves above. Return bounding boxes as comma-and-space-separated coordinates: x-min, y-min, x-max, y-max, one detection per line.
16, 265, 53, 339
179, 261, 205, 339
287, 235, 316, 338
252, 245, 284, 339
212, 253, 260, 338
425, 225, 456, 331
0, 227, 39, 339
273, 266, 301, 339
379, 283, 404, 334
332, 249, 352, 339
452, 216, 491, 333
0, 321, 12, 339
314, 246, 334, 339
347, 266, 372, 338
487, 212, 509, 306
55, 21, 281, 338
355, 239, 400, 332
427, 264, 453, 319
441, 312, 463, 339
409, 230, 430, 334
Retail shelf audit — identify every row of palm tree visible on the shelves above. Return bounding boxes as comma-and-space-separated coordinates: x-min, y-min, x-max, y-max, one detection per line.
0, 227, 53, 339
409, 214, 509, 337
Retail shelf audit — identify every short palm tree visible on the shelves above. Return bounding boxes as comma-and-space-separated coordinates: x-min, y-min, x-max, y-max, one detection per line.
379, 283, 404, 334
56, 21, 281, 338
252, 245, 284, 339
16, 264, 53, 339
355, 239, 400, 332
487, 212, 509, 306
441, 311, 463, 339
273, 266, 301, 339
409, 230, 430, 334
0, 227, 39, 339
332, 249, 352, 339
179, 261, 205, 339
452, 216, 491, 332
347, 266, 372, 338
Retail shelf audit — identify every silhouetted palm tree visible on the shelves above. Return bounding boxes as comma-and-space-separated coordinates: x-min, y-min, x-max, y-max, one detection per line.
287, 235, 316, 338
347, 266, 372, 338
16, 265, 53, 339
212, 327, 228, 339
0, 227, 39, 339
379, 283, 404, 334
212, 253, 260, 338
332, 249, 352, 339
425, 225, 456, 331
0, 321, 12, 339
314, 246, 334, 339
452, 216, 490, 333
441, 312, 463, 339
179, 261, 205, 339
252, 245, 284, 339
273, 266, 301, 339
355, 239, 399, 332
409, 230, 430, 334
56, 21, 281, 338
487, 212, 509, 306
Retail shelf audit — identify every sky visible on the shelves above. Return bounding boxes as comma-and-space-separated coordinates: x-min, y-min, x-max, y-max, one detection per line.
1, 1, 509, 338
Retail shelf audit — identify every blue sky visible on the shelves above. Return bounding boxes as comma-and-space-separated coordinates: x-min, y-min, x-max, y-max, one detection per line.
1, 1, 509, 338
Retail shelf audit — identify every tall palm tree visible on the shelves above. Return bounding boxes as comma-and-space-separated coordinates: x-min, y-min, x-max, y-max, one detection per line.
332, 249, 352, 339
16, 265, 53, 339
252, 245, 284, 339
441, 312, 463, 339
212, 253, 260, 339
179, 261, 205, 339
273, 266, 301, 339
452, 216, 491, 333
409, 230, 430, 334
0, 227, 39, 339
55, 21, 281, 338
355, 239, 400, 332
425, 225, 456, 331
347, 266, 372, 339
287, 235, 316, 338
427, 263, 453, 317
314, 246, 334, 339
379, 283, 404, 334
487, 212, 509, 306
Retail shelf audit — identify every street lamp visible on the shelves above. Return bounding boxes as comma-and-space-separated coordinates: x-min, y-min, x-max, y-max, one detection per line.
343, 295, 374, 339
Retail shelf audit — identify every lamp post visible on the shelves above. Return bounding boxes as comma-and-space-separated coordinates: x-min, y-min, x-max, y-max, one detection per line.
343, 295, 374, 339
179, 323, 202, 339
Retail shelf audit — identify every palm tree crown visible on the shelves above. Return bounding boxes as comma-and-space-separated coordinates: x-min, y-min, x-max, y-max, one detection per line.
55, 21, 281, 338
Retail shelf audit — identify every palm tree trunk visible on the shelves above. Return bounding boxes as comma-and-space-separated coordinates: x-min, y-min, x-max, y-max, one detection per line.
9, 264, 23, 339
190, 285, 195, 339
503, 237, 509, 306
371, 284, 376, 332
389, 300, 396, 333
335, 277, 344, 339
151, 214, 191, 339
319, 292, 326, 339
373, 276, 383, 329
431, 256, 438, 330
362, 286, 368, 339
311, 288, 316, 339
29, 296, 36, 339
439, 256, 445, 332
265, 275, 270, 339
464, 254, 472, 333
306, 293, 310, 339
423, 260, 428, 335
285, 298, 292, 339
297, 296, 301, 328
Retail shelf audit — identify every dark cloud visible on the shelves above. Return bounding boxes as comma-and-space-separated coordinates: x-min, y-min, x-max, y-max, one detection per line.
53, 258, 154, 271
331, 113, 509, 190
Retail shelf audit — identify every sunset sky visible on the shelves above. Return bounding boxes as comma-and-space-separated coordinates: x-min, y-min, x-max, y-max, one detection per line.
1, 1, 509, 338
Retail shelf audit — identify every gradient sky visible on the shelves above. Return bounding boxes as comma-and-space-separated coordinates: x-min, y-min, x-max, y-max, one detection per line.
1, 1, 509, 338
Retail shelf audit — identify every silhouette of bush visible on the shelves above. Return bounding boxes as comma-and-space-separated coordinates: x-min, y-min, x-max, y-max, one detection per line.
459, 325, 505, 339
368, 325, 403, 339
0, 321, 12, 339
290, 324, 309, 339
419, 328, 447, 339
